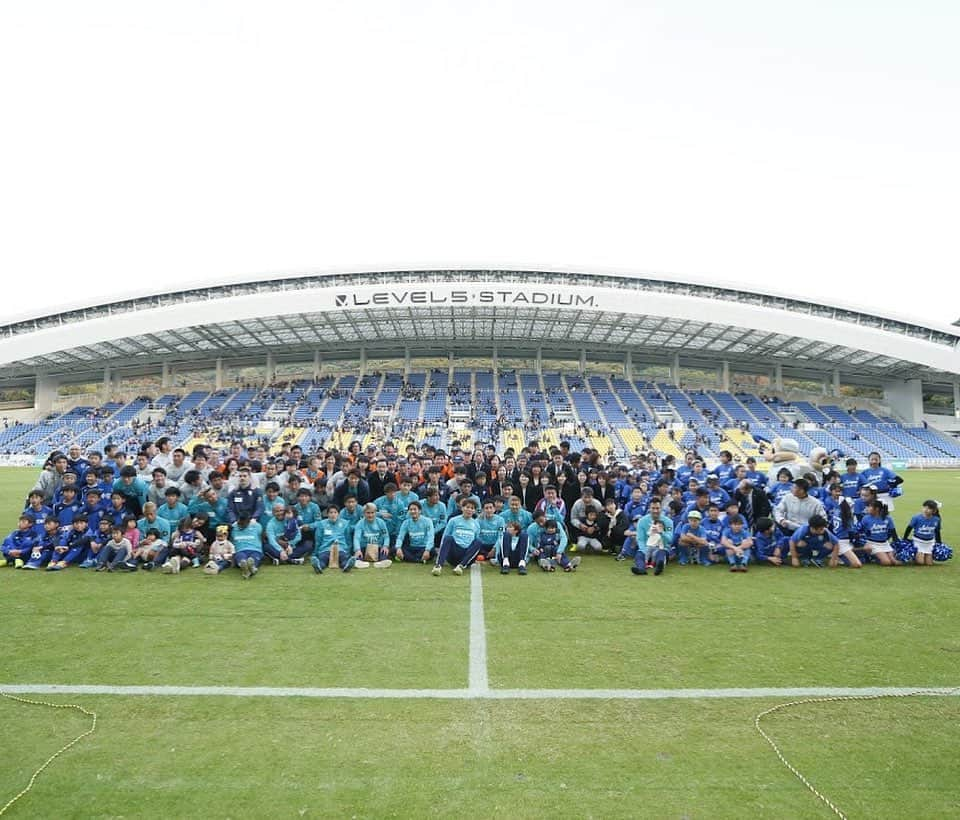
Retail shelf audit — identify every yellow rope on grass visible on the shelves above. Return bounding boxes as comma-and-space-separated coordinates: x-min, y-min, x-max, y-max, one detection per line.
0, 692, 97, 816
755, 688, 959, 820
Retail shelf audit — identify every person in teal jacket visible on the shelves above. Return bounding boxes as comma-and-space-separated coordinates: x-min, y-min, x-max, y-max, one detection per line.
433, 498, 482, 576
476, 500, 506, 559
395, 501, 434, 563
157, 488, 188, 527
339, 496, 363, 547
421, 489, 448, 551
188, 488, 228, 527
294, 488, 322, 553
621, 497, 674, 576
311, 505, 355, 573
231, 513, 263, 579
374, 483, 405, 547
264, 501, 309, 564
502, 495, 533, 532
353, 503, 392, 568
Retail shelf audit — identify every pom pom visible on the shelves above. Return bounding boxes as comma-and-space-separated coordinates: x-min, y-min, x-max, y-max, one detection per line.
894, 539, 917, 563
850, 533, 866, 548
933, 543, 953, 562
889, 486, 903, 498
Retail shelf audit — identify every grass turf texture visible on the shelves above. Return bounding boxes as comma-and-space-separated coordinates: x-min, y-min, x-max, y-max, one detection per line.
2, 466, 959, 817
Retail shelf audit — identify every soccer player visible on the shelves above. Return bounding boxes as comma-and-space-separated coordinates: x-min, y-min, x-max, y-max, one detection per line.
720, 514, 754, 572
433, 498, 483, 576
3, 514, 41, 568
788, 514, 838, 568
311, 505, 355, 573
231, 512, 265, 579
497, 520, 529, 574
352, 503, 392, 569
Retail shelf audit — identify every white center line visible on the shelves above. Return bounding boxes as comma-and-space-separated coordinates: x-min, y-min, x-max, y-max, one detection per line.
468, 562, 489, 694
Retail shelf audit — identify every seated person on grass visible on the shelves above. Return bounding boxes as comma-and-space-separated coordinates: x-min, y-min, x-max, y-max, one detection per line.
395, 501, 435, 563
788, 514, 838, 568
310, 505, 355, 574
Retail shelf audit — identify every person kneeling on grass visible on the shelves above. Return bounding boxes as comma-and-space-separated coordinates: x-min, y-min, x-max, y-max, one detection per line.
857, 500, 901, 567
352, 503, 392, 569
395, 501, 435, 564
231, 512, 264, 579
2, 513, 40, 568
310, 505, 355, 574
433, 498, 484, 577
204, 525, 236, 574
24, 516, 61, 570
752, 517, 785, 566
720, 514, 754, 572
903, 499, 942, 567
497, 519, 529, 575
788, 515, 838, 568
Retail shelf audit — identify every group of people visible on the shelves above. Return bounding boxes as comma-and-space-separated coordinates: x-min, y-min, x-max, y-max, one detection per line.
1, 436, 949, 580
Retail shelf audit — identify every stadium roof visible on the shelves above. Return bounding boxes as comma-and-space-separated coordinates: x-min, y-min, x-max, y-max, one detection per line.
1, 268, 958, 386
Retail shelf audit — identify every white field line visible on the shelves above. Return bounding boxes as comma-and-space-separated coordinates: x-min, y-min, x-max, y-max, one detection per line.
468, 562, 490, 694
1, 685, 957, 700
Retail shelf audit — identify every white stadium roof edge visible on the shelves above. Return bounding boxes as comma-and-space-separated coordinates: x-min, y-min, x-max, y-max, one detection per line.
1, 266, 959, 388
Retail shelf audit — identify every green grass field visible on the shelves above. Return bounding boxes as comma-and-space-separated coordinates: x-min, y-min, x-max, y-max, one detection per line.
2, 467, 959, 818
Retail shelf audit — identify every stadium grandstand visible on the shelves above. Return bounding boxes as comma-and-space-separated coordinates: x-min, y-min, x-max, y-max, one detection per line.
1, 268, 959, 465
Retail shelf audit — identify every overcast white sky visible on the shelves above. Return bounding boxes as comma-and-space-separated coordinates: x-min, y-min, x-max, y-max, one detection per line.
1, 1, 957, 327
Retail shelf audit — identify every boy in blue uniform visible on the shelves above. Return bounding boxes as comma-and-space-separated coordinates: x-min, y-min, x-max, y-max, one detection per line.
720, 514, 754, 572
23, 491, 52, 538
24, 517, 62, 569
788, 515, 838, 568
698, 504, 725, 565
2, 514, 40, 568
48, 514, 94, 570
752, 517, 784, 566
532, 518, 579, 572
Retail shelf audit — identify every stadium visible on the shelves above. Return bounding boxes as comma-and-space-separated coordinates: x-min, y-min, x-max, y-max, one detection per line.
2, 268, 959, 819
1, 268, 959, 464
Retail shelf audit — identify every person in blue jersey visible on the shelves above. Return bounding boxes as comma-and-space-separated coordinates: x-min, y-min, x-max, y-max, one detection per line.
394, 501, 434, 563
80, 518, 114, 568
766, 468, 795, 509
79, 488, 107, 533
352, 503, 392, 569
743, 457, 767, 489
162, 516, 202, 573
47, 514, 94, 570
698, 504, 725, 565
903, 500, 942, 566
675, 509, 709, 565
713, 450, 736, 484
616, 486, 649, 560
852, 485, 878, 522
531, 517, 580, 572
24, 491, 53, 538
52, 471, 81, 507
681, 477, 702, 506
418, 488, 448, 551
502, 494, 533, 533
226, 467, 264, 524
858, 452, 903, 512
263, 502, 308, 565
858, 500, 901, 566
839, 458, 863, 496
823, 483, 862, 568
374, 483, 405, 548
231, 512, 265, 579
788, 515, 838, 568
293, 488, 322, 554
675, 452, 696, 486
720, 514, 754, 572
446, 478, 482, 519
433, 497, 483, 576
2, 514, 41, 568
23, 517, 62, 570
311, 505, 355, 573
66, 444, 91, 483
497, 520, 529, 575
752, 517, 785, 566
136, 502, 173, 545
624, 497, 674, 576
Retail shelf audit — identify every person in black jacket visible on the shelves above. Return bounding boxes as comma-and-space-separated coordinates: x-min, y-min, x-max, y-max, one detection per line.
598, 497, 629, 554
733, 479, 771, 529
334, 469, 371, 507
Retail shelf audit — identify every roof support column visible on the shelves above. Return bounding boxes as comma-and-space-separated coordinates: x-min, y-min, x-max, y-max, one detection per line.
832, 368, 841, 398
265, 352, 275, 386
883, 378, 923, 424
624, 351, 633, 381
535, 347, 543, 376
671, 353, 680, 387
359, 348, 367, 378
215, 358, 224, 390
161, 362, 172, 388
721, 361, 730, 392
403, 347, 411, 378
774, 364, 783, 392
102, 367, 112, 403
579, 349, 587, 375
954, 381, 960, 418
35, 375, 59, 415
491, 345, 498, 373
448, 352, 454, 383
313, 350, 322, 381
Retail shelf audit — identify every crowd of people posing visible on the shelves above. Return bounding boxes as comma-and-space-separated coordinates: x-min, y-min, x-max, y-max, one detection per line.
1, 436, 950, 579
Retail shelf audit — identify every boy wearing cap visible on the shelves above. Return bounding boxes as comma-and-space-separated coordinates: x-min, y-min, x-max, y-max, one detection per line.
2, 514, 40, 568
205, 525, 236, 574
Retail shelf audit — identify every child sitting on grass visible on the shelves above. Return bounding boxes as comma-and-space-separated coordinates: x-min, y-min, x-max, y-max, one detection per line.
204, 525, 236, 574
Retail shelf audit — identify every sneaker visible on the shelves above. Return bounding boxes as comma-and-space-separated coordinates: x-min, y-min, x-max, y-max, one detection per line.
342, 556, 356, 573
204, 561, 219, 575
810, 559, 823, 568
354, 559, 370, 569
79, 559, 96, 569
123, 561, 139, 571
249, 560, 258, 577
373, 559, 392, 569
142, 561, 154, 571
518, 564, 527, 575
569, 556, 582, 570
452, 564, 464, 576
730, 564, 738, 572
538, 558, 551, 571
271, 558, 280, 566
46, 562, 62, 571
191, 557, 201, 568
654, 558, 665, 576
171, 558, 181, 574
23, 562, 39, 570
14, 558, 24, 569
240, 558, 252, 579
431, 565, 442, 576
615, 554, 626, 562
631, 565, 647, 575
291, 558, 305, 565
95, 564, 107, 572
501, 564, 510, 575
740, 564, 749, 572
161, 561, 174, 574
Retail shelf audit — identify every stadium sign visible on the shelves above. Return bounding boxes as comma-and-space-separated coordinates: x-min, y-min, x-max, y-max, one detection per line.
333, 286, 598, 309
